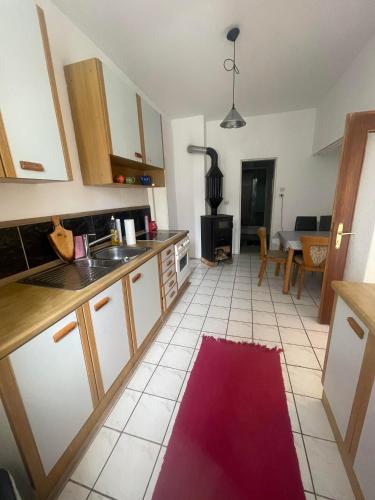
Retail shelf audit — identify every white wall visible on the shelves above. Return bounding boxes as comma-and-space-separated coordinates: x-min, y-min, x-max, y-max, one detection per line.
206, 109, 339, 254
314, 32, 375, 152
169, 116, 206, 257
0, 0, 169, 226
344, 132, 375, 282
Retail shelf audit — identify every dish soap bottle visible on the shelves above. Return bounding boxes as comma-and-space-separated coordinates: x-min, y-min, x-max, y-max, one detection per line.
110, 215, 119, 246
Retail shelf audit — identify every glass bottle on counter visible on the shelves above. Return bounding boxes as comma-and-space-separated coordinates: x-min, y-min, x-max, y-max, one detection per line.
110, 215, 119, 246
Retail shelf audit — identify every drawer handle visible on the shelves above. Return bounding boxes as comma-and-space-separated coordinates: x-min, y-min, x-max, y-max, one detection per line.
168, 279, 175, 289
132, 273, 143, 283
347, 317, 364, 339
166, 259, 173, 267
134, 152, 143, 159
94, 296, 111, 311
20, 161, 44, 172
166, 249, 172, 256
170, 290, 176, 299
53, 321, 77, 343
166, 270, 174, 279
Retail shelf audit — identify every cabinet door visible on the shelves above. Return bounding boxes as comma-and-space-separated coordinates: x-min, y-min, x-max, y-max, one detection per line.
88, 280, 131, 393
10, 311, 93, 475
353, 382, 375, 499
141, 99, 164, 168
129, 256, 162, 348
102, 64, 142, 162
0, 1, 69, 180
324, 297, 368, 439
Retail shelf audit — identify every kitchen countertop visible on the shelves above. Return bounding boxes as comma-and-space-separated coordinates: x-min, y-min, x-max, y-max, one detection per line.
0, 231, 188, 360
332, 281, 375, 334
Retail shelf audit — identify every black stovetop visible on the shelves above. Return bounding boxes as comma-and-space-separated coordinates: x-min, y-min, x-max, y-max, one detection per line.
137, 231, 179, 242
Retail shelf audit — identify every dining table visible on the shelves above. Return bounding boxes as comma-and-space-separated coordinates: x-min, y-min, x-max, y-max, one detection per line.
277, 230, 330, 293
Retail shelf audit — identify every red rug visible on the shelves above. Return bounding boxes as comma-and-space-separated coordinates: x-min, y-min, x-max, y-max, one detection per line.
152, 337, 305, 500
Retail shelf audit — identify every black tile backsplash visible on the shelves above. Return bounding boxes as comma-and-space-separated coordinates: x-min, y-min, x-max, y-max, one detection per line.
0, 227, 28, 279
0, 206, 151, 280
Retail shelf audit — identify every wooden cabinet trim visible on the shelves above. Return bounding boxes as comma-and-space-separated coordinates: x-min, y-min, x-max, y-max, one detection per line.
121, 279, 135, 357
0, 111, 16, 177
76, 308, 99, 408
123, 275, 137, 352
136, 94, 146, 163
82, 303, 105, 400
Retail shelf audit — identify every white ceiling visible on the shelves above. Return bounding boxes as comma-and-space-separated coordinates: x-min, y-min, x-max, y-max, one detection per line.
52, 0, 375, 119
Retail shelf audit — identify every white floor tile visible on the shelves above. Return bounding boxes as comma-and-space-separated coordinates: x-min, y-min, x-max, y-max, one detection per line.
198, 332, 225, 347
279, 327, 311, 346
188, 349, 199, 371
143, 447, 167, 500
294, 395, 334, 441
128, 363, 156, 391
252, 300, 274, 312
283, 344, 321, 369
197, 285, 215, 296
186, 303, 209, 316
211, 295, 232, 307
95, 434, 160, 500
232, 289, 251, 299
57, 481, 89, 500
293, 432, 313, 492
216, 281, 234, 289
201, 278, 219, 287
286, 393, 301, 432
143, 342, 167, 364
231, 297, 252, 310
179, 314, 205, 330
226, 335, 253, 344
271, 293, 293, 304
105, 389, 141, 431
214, 287, 232, 297
234, 282, 251, 291
251, 290, 272, 301
180, 291, 194, 303
125, 394, 174, 443
229, 308, 252, 323
301, 317, 329, 333
202, 317, 228, 334
172, 301, 189, 314
207, 305, 230, 319
304, 435, 355, 500
273, 302, 298, 315
163, 402, 181, 445
192, 293, 212, 305
276, 313, 304, 329
253, 310, 277, 326
253, 323, 280, 342
171, 327, 200, 348
306, 331, 328, 349
292, 295, 317, 306
71, 427, 119, 487
178, 372, 191, 402
296, 305, 319, 317
157, 325, 176, 343
145, 366, 185, 400
160, 344, 194, 370
166, 312, 183, 327
288, 366, 323, 398
87, 491, 107, 499
282, 364, 292, 392
314, 348, 326, 369
227, 320, 252, 338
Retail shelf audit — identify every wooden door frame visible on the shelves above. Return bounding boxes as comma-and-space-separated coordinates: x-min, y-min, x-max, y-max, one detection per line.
320, 111, 375, 324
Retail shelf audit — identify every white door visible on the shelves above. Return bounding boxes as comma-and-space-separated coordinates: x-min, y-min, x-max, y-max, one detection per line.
324, 297, 368, 439
102, 63, 142, 162
141, 99, 164, 168
88, 280, 131, 393
10, 311, 93, 475
0, 1, 68, 180
353, 382, 375, 499
129, 256, 162, 348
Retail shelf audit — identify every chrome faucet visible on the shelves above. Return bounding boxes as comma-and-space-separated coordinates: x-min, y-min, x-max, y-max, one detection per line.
82, 233, 112, 259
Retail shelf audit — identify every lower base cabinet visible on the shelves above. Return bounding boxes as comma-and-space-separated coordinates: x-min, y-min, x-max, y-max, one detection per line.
9, 311, 93, 475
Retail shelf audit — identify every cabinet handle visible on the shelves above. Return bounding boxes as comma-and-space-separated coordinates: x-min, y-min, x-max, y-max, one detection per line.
170, 290, 176, 299
166, 249, 172, 256
166, 269, 174, 279
20, 161, 44, 172
347, 317, 365, 339
132, 273, 142, 283
168, 279, 175, 289
166, 258, 173, 267
53, 321, 77, 343
94, 296, 111, 311
134, 152, 142, 159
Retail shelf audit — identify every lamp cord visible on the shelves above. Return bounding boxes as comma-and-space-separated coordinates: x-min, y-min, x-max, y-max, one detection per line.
223, 40, 239, 108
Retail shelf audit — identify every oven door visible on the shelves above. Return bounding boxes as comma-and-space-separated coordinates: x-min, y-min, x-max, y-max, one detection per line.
176, 248, 190, 288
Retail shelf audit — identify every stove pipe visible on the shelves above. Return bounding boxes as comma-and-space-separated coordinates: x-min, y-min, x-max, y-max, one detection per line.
187, 145, 223, 215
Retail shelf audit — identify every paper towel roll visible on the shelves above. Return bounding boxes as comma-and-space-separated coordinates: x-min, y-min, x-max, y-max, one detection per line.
124, 219, 136, 246
115, 219, 123, 244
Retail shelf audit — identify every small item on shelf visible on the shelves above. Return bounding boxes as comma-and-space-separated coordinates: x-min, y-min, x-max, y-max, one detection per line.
110, 215, 120, 245
149, 220, 158, 233
124, 219, 136, 246
115, 218, 123, 244
125, 176, 136, 184
140, 175, 151, 185
144, 215, 149, 233
113, 174, 125, 183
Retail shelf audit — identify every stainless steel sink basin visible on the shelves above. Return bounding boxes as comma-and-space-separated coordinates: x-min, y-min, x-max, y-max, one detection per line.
20, 258, 122, 290
94, 245, 149, 261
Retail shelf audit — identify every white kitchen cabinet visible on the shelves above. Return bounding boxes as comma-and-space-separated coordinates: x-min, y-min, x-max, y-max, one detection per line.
354, 382, 375, 499
88, 280, 132, 393
102, 64, 142, 163
140, 98, 164, 168
129, 256, 162, 348
0, 1, 70, 181
324, 297, 368, 439
10, 311, 93, 475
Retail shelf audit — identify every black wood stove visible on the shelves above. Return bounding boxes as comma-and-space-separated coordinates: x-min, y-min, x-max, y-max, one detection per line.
187, 145, 233, 265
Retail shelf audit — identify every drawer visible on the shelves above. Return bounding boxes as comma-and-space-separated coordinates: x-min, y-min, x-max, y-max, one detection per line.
161, 255, 175, 274
162, 264, 176, 285
164, 283, 178, 310
161, 244, 174, 262
163, 273, 177, 297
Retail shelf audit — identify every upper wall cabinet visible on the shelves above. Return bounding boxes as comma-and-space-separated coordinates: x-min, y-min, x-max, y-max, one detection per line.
0, 2, 71, 182
137, 96, 164, 169
65, 58, 165, 187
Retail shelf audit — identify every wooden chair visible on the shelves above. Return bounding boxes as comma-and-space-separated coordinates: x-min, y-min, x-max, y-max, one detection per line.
257, 227, 288, 286
293, 235, 329, 299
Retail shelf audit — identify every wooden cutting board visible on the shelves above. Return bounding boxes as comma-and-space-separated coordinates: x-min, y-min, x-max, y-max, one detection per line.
48, 215, 74, 262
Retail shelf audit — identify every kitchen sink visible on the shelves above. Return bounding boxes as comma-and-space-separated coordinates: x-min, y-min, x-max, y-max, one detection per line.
20, 258, 122, 290
94, 245, 149, 261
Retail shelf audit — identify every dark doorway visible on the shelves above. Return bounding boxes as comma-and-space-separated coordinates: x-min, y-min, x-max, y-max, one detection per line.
240, 159, 275, 252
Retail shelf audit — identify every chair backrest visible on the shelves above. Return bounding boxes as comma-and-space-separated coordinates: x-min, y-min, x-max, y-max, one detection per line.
295, 216, 317, 231
319, 215, 332, 231
301, 236, 329, 268
257, 227, 267, 257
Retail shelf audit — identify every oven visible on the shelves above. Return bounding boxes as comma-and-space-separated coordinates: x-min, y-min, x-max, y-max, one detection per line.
175, 235, 190, 289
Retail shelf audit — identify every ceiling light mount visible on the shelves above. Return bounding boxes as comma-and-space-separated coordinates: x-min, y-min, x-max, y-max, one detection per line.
220, 26, 246, 129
